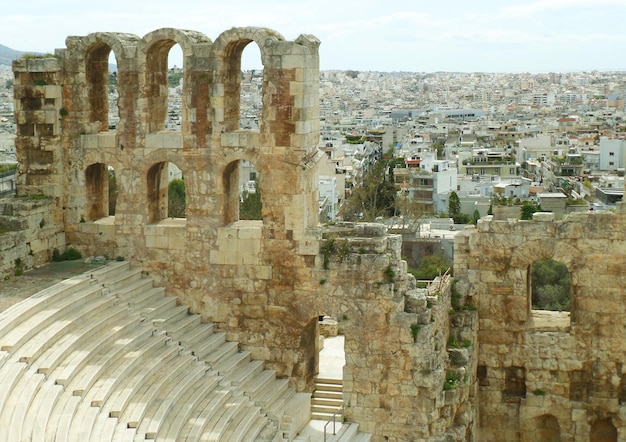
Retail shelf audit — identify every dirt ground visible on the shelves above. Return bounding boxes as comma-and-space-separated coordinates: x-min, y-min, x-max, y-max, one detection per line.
0, 261, 107, 312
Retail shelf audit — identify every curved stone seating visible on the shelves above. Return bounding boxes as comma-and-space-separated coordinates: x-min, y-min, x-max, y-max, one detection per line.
0, 261, 314, 440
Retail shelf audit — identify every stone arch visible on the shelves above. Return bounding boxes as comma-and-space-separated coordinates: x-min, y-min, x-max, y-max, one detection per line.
222, 154, 262, 224
85, 163, 108, 220
590, 418, 617, 442
211, 27, 285, 133
143, 151, 188, 223
521, 414, 560, 442
68, 33, 139, 134
139, 28, 211, 134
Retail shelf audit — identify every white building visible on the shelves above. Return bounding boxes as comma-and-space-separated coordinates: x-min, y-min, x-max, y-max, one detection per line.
598, 137, 626, 171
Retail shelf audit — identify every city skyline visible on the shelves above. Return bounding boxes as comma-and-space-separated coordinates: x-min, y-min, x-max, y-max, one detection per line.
1, 0, 626, 73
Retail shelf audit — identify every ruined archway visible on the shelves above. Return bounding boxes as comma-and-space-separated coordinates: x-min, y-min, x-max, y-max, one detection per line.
85, 163, 108, 220
147, 161, 186, 223
590, 419, 617, 442
522, 414, 560, 442
212, 28, 284, 134
223, 159, 262, 224
86, 43, 112, 132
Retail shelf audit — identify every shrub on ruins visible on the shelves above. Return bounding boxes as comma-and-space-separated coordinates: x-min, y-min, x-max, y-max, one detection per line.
52, 248, 82, 262
520, 200, 541, 220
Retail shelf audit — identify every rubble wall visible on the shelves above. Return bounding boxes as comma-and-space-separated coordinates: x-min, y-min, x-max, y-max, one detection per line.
455, 210, 626, 441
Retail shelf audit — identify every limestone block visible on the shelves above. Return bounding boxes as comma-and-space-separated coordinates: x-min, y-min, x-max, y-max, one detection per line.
44, 111, 57, 124
533, 212, 556, 222
80, 134, 99, 149
97, 132, 117, 149
44, 85, 62, 99
161, 132, 183, 149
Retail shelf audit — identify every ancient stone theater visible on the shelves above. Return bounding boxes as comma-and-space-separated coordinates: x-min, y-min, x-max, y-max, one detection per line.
0, 26, 625, 441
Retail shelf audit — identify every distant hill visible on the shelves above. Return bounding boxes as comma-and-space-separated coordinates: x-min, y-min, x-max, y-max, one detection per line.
0, 44, 42, 66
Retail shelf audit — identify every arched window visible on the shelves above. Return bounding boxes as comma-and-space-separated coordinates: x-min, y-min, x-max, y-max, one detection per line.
239, 44, 262, 131
223, 160, 262, 224
145, 41, 183, 133
147, 162, 186, 223
522, 414, 560, 442
86, 44, 118, 132
85, 163, 108, 220
107, 51, 120, 130
590, 419, 617, 442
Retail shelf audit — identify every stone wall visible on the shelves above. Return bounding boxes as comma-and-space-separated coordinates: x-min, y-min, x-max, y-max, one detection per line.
0, 197, 64, 278
454, 210, 626, 441
317, 223, 478, 441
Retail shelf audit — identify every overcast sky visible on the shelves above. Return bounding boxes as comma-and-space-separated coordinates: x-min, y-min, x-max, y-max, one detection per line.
1, 0, 625, 73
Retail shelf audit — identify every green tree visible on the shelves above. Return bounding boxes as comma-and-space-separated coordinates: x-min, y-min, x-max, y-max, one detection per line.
472, 209, 481, 224
240, 181, 262, 220
520, 201, 541, 220
433, 142, 445, 159
343, 160, 397, 221
409, 255, 451, 281
168, 178, 186, 218
448, 191, 460, 218
531, 259, 570, 311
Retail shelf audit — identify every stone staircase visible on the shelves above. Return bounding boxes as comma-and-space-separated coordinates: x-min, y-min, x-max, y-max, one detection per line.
0, 261, 311, 441
311, 377, 343, 421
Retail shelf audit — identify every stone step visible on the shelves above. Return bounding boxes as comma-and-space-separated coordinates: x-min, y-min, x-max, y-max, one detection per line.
121, 352, 198, 430
139, 365, 211, 438
104, 342, 181, 419
56, 321, 154, 392
178, 321, 214, 347
203, 340, 239, 367
278, 392, 312, 440
162, 313, 202, 340
313, 390, 343, 400
0, 283, 103, 354
311, 411, 343, 422
0, 367, 46, 441
100, 267, 143, 292
196, 394, 249, 441
188, 331, 226, 360
122, 286, 166, 311
312, 404, 344, 415
228, 359, 265, 387
315, 377, 343, 385
48, 394, 81, 442
219, 400, 261, 441
243, 415, 278, 442
35, 300, 133, 377
312, 397, 343, 407
314, 381, 343, 393
14, 293, 115, 366
239, 368, 278, 398
213, 349, 251, 375
22, 381, 64, 442
180, 387, 235, 440
154, 374, 222, 441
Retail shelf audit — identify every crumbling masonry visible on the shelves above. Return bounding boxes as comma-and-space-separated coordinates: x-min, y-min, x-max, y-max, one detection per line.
3, 27, 626, 441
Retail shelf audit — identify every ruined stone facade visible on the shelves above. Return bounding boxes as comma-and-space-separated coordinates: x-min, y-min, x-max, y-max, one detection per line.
455, 210, 626, 441
5, 26, 626, 441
